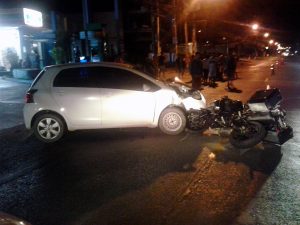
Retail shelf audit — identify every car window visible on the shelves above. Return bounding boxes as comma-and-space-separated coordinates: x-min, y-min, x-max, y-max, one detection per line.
93, 67, 160, 92
30, 69, 45, 88
53, 67, 99, 88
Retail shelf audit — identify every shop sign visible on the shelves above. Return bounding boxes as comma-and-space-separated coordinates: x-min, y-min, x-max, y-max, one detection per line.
23, 8, 43, 27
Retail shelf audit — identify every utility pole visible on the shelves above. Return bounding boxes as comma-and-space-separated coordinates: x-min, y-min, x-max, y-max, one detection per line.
151, 0, 160, 78
156, 0, 161, 56
184, 21, 189, 56
192, 22, 196, 54
172, 0, 178, 57
82, 0, 90, 59
114, 0, 124, 56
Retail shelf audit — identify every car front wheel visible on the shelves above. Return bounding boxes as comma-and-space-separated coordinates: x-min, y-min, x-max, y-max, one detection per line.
33, 113, 65, 143
159, 107, 186, 135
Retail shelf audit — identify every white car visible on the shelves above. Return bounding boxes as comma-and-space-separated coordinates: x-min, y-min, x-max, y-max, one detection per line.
23, 62, 206, 143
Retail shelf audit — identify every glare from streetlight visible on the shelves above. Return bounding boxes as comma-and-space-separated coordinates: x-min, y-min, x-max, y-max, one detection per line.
252, 23, 259, 30
264, 32, 269, 38
269, 39, 274, 44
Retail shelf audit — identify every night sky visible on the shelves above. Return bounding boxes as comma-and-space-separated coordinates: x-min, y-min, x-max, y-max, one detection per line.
0, 0, 114, 13
0, 0, 299, 43
235, 0, 300, 38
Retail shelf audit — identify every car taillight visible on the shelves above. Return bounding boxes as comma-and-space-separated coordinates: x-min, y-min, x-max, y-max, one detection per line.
25, 89, 37, 103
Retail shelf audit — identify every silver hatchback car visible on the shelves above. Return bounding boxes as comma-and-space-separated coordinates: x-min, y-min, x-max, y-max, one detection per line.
23, 62, 206, 143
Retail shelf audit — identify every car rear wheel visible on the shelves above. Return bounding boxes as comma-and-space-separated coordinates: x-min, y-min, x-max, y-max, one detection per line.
33, 113, 65, 143
159, 107, 186, 135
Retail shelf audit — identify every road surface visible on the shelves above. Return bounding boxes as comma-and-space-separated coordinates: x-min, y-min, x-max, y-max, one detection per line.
0, 57, 299, 225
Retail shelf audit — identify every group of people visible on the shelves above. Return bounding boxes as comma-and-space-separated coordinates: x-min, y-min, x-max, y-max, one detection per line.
177, 51, 238, 91
19, 49, 40, 69
143, 51, 239, 92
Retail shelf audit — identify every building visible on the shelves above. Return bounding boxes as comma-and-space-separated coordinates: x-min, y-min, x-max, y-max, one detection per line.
0, 8, 57, 70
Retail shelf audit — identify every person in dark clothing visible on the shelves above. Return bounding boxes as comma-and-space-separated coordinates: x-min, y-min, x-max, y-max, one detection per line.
74, 46, 81, 62
208, 55, 218, 87
202, 55, 209, 85
190, 52, 203, 90
158, 52, 166, 80
225, 52, 237, 90
176, 54, 185, 79
224, 52, 242, 92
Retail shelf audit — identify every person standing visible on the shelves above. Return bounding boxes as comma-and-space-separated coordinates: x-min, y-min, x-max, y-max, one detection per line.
217, 54, 226, 81
225, 51, 239, 91
189, 52, 203, 90
158, 52, 166, 80
74, 46, 81, 63
202, 55, 209, 85
208, 55, 218, 87
30, 49, 40, 69
175, 54, 185, 79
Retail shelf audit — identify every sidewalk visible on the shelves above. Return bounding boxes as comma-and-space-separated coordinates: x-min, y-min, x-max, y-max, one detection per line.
0, 75, 33, 84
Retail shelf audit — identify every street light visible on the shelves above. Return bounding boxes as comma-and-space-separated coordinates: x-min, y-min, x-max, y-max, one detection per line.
264, 32, 269, 38
223, 36, 229, 54
252, 23, 259, 31
269, 39, 274, 44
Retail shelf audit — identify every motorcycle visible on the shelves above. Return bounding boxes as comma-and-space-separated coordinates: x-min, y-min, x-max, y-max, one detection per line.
187, 88, 293, 148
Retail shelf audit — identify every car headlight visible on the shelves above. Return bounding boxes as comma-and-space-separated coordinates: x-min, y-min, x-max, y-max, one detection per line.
192, 90, 202, 100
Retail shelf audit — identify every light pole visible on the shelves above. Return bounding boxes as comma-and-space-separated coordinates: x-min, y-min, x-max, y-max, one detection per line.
82, 0, 90, 59
223, 36, 229, 54
172, 0, 178, 57
251, 23, 259, 57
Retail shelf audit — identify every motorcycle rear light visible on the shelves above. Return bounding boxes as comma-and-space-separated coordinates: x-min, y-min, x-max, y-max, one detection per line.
25, 89, 37, 103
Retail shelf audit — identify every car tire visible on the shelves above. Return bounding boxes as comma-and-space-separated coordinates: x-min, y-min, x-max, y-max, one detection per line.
159, 107, 186, 135
33, 113, 65, 143
229, 121, 266, 149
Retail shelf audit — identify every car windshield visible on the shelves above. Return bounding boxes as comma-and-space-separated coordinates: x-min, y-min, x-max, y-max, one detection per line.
132, 64, 157, 79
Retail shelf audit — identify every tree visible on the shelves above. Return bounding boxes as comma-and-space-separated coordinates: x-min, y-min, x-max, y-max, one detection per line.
50, 47, 65, 64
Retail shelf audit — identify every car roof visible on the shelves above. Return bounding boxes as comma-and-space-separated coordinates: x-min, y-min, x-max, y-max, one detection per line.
44, 62, 134, 70
34, 61, 162, 88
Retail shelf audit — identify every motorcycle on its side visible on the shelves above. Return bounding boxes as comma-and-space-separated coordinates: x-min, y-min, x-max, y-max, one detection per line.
187, 88, 293, 148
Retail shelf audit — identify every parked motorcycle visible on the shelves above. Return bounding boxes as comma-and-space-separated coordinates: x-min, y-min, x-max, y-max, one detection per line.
187, 88, 293, 148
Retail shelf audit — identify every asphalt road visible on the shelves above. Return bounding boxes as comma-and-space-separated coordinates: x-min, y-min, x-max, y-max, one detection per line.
0, 58, 299, 225
0, 78, 30, 130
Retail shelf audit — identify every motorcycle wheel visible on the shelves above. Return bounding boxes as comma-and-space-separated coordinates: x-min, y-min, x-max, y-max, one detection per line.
229, 121, 266, 149
187, 109, 213, 132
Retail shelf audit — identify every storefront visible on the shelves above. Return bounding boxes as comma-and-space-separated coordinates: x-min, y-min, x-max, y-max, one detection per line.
0, 8, 55, 71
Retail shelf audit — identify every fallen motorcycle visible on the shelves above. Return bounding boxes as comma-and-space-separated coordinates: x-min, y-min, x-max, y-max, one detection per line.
187, 88, 293, 148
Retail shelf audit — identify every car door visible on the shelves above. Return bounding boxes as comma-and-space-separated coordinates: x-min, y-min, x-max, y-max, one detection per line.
52, 67, 101, 129
98, 67, 160, 128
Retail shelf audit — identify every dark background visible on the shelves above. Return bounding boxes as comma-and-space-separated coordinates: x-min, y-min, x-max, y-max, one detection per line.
0, 0, 299, 44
